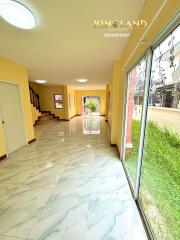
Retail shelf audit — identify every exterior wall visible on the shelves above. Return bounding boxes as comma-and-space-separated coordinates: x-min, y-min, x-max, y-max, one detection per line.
31, 104, 41, 125
0, 57, 35, 157
109, 0, 180, 153
133, 105, 180, 135
148, 107, 180, 135
76, 90, 106, 116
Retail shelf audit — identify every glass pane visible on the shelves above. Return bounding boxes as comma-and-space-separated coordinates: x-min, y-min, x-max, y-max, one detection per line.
124, 56, 147, 188
139, 25, 180, 240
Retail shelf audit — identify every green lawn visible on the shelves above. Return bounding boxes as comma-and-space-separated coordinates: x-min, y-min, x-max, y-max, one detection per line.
125, 120, 180, 240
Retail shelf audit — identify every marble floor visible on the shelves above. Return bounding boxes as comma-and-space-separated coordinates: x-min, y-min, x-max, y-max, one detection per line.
0, 116, 147, 240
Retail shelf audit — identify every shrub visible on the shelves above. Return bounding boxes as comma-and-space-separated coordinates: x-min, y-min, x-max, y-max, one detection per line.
85, 99, 98, 112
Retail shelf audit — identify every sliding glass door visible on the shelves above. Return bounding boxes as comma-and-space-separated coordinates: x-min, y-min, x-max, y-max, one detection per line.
139, 25, 180, 240
123, 55, 147, 189
122, 23, 180, 240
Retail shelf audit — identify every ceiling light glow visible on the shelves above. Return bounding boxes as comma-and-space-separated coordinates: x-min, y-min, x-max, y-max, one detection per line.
77, 79, 88, 83
35, 80, 47, 84
0, 0, 36, 29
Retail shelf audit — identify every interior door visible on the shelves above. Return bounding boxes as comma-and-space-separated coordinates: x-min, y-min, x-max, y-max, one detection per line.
0, 81, 26, 154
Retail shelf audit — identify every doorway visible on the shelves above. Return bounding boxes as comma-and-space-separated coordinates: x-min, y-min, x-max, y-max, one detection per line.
82, 96, 100, 115
0, 81, 26, 154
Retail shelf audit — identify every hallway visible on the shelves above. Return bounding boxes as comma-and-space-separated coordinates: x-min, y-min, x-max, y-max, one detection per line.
0, 116, 147, 240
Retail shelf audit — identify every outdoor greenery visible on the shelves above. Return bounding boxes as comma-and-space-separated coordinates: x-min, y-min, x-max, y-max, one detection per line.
125, 120, 180, 240
85, 99, 98, 112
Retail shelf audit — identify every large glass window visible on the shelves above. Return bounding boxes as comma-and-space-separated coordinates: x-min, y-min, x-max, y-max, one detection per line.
139, 25, 180, 240
122, 24, 180, 240
124, 56, 147, 188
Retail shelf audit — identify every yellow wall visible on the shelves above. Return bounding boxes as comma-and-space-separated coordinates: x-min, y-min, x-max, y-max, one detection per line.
0, 57, 35, 157
108, 83, 112, 127
30, 82, 66, 120
29, 83, 77, 120
109, 0, 180, 153
105, 84, 109, 121
29, 84, 107, 120
66, 86, 77, 119
76, 90, 106, 115
0, 124, 6, 157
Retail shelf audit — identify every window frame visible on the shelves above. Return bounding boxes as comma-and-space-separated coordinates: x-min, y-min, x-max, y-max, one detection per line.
121, 12, 180, 240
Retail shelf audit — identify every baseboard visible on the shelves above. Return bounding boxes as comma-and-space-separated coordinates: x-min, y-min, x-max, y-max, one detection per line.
53, 115, 60, 120
0, 154, 7, 161
106, 120, 111, 129
60, 115, 79, 121
116, 147, 121, 159
69, 114, 78, 120
110, 142, 116, 147
110, 143, 121, 159
28, 138, 36, 144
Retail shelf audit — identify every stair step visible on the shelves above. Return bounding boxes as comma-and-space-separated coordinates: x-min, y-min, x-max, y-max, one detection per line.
39, 115, 55, 121
37, 119, 59, 125
41, 112, 51, 116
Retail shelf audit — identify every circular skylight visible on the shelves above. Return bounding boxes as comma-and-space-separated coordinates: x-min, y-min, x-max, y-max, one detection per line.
0, 0, 36, 29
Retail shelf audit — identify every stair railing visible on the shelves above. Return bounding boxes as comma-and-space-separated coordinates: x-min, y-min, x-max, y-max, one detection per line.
29, 86, 41, 111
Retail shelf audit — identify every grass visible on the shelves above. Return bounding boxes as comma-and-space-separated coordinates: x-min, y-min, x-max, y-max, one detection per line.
125, 120, 180, 240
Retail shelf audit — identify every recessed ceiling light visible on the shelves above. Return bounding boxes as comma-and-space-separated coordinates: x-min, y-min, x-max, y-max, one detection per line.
77, 79, 88, 83
35, 80, 47, 84
0, 0, 36, 29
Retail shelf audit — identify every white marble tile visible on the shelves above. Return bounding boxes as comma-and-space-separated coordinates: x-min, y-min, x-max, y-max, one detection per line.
85, 193, 145, 240
29, 194, 88, 240
0, 116, 147, 240
0, 236, 28, 240
0, 186, 52, 238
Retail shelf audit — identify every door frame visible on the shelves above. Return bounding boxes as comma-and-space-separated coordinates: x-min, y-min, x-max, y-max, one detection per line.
82, 96, 101, 115
121, 50, 151, 193
0, 80, 27, 156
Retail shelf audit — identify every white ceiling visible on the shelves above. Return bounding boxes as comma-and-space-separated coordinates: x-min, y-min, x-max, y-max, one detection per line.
0, 0, 145, 89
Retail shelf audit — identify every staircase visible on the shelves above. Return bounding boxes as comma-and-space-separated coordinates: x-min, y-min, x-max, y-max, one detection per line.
29, 86, 40, 111
29, 85, 59, 125
36, 111, 59, 125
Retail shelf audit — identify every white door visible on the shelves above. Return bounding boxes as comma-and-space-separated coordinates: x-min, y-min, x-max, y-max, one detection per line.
0, 81, 26, 154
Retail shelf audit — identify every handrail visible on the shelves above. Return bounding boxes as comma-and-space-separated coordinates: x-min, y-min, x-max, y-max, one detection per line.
29, 86, 40, 111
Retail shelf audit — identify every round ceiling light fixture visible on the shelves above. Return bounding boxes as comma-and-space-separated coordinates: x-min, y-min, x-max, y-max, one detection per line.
0, 0, 36, 29
35, 80, 47, 84
77, 79, 88, 83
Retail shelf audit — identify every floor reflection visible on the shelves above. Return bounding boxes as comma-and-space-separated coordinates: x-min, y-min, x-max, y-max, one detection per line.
83, 115, 100, 134
0, 116, 147, 240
